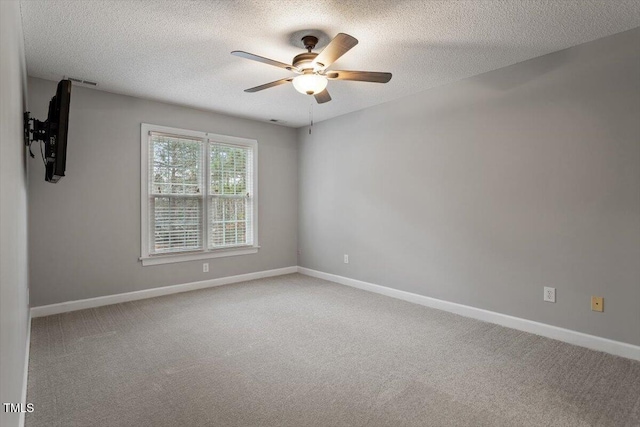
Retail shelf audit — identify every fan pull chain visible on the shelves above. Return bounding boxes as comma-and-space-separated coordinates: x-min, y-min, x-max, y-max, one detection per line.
309, 100, 314, 134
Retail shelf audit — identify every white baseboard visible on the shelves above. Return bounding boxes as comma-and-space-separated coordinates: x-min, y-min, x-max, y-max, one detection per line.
30, 266, 298, 318
297, 267, 640, 361
19, 312, 31, 427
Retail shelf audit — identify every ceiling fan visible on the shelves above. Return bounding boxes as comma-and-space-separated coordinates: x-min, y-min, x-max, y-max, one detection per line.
231, 33, 392, 104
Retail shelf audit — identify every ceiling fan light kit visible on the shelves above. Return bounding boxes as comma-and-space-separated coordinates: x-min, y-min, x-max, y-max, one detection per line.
231, 32, 392, 104
292, 73, 328, 95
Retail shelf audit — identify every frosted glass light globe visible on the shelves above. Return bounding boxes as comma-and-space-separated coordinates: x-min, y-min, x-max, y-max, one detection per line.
292, 74, 328, 95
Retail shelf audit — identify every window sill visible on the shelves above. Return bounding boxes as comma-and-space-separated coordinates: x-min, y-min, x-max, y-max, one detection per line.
140, 246, 259, 266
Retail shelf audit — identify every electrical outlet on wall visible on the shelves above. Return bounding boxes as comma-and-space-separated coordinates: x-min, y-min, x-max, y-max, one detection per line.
203, 263, 209, 273
544, 287, 556, 303
344, 254, 349, 264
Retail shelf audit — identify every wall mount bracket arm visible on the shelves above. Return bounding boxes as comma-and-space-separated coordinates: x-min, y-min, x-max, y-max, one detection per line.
24, 111, 49, 158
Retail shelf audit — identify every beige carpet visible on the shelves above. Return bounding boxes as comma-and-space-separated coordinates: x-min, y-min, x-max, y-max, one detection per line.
26, 273, 640, 426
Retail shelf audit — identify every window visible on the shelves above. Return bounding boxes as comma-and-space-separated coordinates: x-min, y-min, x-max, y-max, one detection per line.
140, 124, 257, 266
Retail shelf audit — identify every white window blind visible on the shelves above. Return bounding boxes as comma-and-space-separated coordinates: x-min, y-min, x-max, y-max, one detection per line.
208, 143, 254, 249
141, 124, 257, 264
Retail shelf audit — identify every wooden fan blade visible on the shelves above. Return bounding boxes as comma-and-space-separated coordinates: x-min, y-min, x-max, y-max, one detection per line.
314, 89, 331, 104
325, 70, 392, 83
244, 78, 293, 93
313, 33, 358, 69
231, 51, 296, 71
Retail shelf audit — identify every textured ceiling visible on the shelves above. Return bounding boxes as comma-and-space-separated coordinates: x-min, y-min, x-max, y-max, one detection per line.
20, 1, 640, 128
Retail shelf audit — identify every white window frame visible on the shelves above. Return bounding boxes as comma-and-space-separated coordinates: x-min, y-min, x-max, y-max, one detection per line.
140, 123, 258, 266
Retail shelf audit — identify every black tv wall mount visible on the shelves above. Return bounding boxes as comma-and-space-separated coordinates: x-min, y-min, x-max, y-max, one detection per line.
24, 111, 48, 158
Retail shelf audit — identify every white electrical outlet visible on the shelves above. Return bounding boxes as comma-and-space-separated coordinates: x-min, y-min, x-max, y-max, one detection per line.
344, 254, 349, 264
203, 263, 209, 273
544, 287, 556, 303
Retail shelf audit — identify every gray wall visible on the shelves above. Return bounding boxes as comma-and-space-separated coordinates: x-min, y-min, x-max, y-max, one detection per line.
28, 78, 298, 307
298, 28, 640, 346
0, 1, 30, 426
